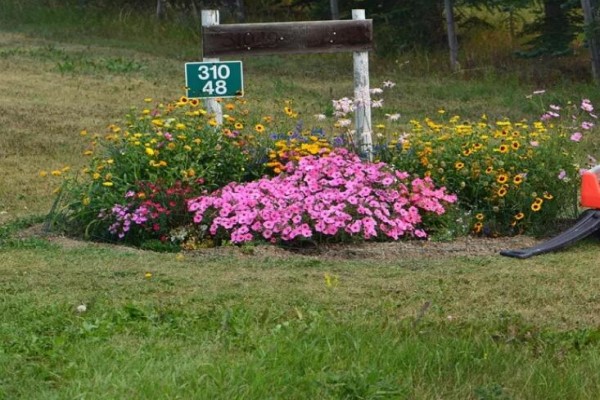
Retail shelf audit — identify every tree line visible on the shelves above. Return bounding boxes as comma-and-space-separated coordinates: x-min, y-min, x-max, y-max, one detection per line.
75, 0, 600, 81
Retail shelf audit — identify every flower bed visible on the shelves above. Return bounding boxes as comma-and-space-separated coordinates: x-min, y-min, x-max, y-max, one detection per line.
41, 89, 598, 249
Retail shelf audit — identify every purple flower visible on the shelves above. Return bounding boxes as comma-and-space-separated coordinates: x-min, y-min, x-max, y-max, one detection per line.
581, 99, 594, 113
570, 132, 583, 142
558, 170, 567, 180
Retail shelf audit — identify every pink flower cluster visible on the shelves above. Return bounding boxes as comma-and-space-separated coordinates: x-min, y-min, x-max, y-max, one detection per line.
188, 149, 457, 244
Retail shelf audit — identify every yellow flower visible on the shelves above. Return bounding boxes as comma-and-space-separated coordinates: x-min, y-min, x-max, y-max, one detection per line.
83, 150, 93, 156
511, 141, 520, 150
145, 272, 153, 279
144, 98, 153, 103
497, 187, 508, 197
82, 197, 91, 206
455, 161, 464, 170
79, 129, 88, 136
167, 142, 176, 150
496, 173, 509, 184
151, 119, 164, 127
531, 202, 542, 212
485, 166, 494, 174
183, 145, 192, 151
225, 103, 235, 111
145, 147, 155, 156
475, 213, 484, 221
92, 172, 101, 180
179, 96, 189, 104
473, 222, 483, 233
255, 124, 266, 133
176, 123, 186, 130
51, 170, 62, 177
190, 99, 200, 107
208, 118, 218, 127
514, 212, 525, 221
513, 175, 524, 185
39, 170, 48, 177
533, 197, 544, 205
234, 122, 244, 130
543, 192, 554, 200
498, 144, 509, 153
102, 181, 113, 187
324, 272, 338, 288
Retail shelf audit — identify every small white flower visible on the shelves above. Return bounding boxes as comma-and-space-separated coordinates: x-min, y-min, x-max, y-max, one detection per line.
313, 113, 327, 121
76, 304, 87, 313
371, 99, 384, 108
385, 113, 401, 121
337, 118, 352, 127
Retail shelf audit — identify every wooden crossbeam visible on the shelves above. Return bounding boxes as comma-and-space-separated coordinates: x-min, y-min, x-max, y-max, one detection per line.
202, 19, 373, 57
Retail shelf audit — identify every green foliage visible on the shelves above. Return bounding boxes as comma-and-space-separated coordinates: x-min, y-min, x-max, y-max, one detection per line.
518, 0, 582, 57
48, 97, 257, 242
0, 215, 53, 250
378, 96, 594, 236
309, 0, 447, 54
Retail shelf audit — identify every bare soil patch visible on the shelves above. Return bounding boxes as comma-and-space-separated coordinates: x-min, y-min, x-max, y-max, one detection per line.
17, 223, 540, 260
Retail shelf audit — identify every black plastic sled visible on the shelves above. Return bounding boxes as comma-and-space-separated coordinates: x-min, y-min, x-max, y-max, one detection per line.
499, 209, 600, 259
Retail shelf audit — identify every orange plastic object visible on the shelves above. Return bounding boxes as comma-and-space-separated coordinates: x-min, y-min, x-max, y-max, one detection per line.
581, 166, 600, 209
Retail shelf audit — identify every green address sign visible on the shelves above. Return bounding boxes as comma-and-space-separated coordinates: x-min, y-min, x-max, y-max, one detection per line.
185, 61, 244, 99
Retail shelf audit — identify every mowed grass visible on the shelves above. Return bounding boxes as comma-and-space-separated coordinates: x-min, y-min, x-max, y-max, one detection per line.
3, 14, 600, 399
3, 231, 600, 399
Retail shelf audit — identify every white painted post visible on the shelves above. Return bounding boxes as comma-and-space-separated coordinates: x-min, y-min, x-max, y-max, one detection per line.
201, 10, 223, 125
352, 9, 372, 162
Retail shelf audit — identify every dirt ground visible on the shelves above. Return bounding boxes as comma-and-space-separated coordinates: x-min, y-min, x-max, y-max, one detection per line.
21, 222, 541, 260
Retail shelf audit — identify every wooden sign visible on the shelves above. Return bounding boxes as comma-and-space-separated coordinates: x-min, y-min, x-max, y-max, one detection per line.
202, 19, 373, 57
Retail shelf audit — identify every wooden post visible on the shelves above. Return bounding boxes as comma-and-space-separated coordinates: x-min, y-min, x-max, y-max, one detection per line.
235, 0, 246, 22
156, 0, 165, 20
444, 0, 459, 72
201, 10, 224, 124
330, 0, 340, 20
352, 9, 373, 162
581, 0, 600, 84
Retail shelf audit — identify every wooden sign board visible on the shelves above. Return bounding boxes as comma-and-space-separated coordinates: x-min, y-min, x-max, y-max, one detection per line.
202, 19, 373, 57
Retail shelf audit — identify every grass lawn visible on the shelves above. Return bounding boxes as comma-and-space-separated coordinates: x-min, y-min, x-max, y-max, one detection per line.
2, 17, 600, 399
